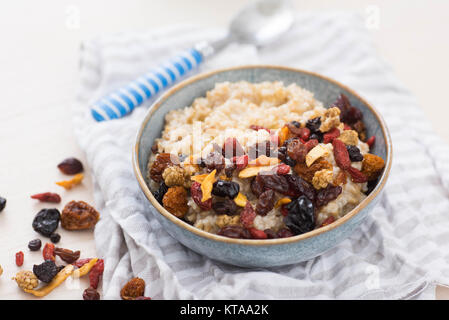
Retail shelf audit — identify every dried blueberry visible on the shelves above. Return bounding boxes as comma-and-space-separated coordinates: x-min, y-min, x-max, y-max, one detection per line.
0, 196, 6, 212
306, 117, 321, 133
284, 196, 315, 235
346, 145, 363, 162
309, 132, 323, 143
212, 198, 239, 215
212, 180, 240, 199
28, 239, 42, 251
32, 208, 61, 237
153, 182, 168, 204
50, 233, 61, 244
33, 260, 59, 283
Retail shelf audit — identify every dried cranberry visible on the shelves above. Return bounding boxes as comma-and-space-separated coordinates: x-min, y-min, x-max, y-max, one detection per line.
248, 228, 268, 239
346, 145, 363, 162
204, 152, 225, 172
256, 189, 275, 215
277, 228, 294, 238
33, 260, 58, 283
315, 185, 342, 207
240, 201, 256, 228
28, 239, 42, 251
154, 182, 169, 204
217, 225, 251, 239
190, 182, 212, 210
250, 176, 266, 198
286, 175, 316, 201
212, 180, 240, 199
284, 196, 315, 235
212, 198, 239, 215
57, 157, 84, 175
274, 163, 291, 175
222, 137, 245, 159
258, 174, 290, 194
32, 208, 61, 237
83, 287, 100, 300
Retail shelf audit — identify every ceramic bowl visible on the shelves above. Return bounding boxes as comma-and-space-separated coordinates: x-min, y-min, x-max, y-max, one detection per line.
133, 65, 392, 268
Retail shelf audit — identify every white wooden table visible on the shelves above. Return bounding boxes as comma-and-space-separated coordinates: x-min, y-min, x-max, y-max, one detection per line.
1, 0, 448, 299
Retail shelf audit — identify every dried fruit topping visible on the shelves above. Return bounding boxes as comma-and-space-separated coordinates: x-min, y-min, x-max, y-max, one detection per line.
33, 260, 59, 283
232, 154, 249, 171
312, 169, 334, 190
212, 180, 240, 199
294, 158, 332, 183
204, 152, 225, 172
315, 184, 343, 207
56, 173, 84, 190
162, 186, 189, 218
284, 196, 315, 235
352, 120, 366, 141
30, 192, 61, 203
162, 166, 186, 187
332, 139, 351, 170
362, 153, 385, 181
286, 175, 316, 201
298, 127, 311, 141
222, 137, 245, 159
304, 139, 319, 152
347, 166, 368, 183
15, 251, 24, 266
149, 153, 178, 183
248, 155, 280, 167
50, 233, 61, 244
274, 163, 291, 175
217, 225, 251, 239
309, 132, 323, 143
286, 138, 308, 163
58, 157, 84, 175
43, 243, 55, 261
28, 239, 42, 251
366, 136, 376, 148
323, 127, 340, 144
277, 228, 295, 238
240, 201, 256, 228
238, 165, 271, 178
89, 259, 104, 289
320, 107, 341, 132
191, 181, 212, 210
257, 174, 290, 194
61, 200, 100, 230
250, 176, 265, 198
32, 208, 61, 237
83, 287, 100, 300
248, 228, 268, 239
278, 126, 290, 146
53, 247, 80, 263
338, 130, 359, 146
305, 144, 329, 167
153, 182, 169, 204
306, 117, 321, 133
346, 145, 363, 162
255, 189, 275, 216
13, 270, 39, 290
200, 169, 216, 202
332, 93, 363, 124
333, 170, 347, 186
0, 196, 5, 212
212, 198, 239, 215
234, 192, 248, 207
320, 216, 336, 227
121, 277, 146, 300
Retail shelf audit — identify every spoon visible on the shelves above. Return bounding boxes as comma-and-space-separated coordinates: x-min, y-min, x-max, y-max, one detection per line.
91, 0, 294, 121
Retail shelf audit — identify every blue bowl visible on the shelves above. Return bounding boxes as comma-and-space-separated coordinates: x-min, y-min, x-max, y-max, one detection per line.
133, 66, 392, 268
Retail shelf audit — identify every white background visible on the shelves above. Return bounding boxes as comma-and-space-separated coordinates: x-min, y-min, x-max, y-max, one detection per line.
0, 0, 448, 299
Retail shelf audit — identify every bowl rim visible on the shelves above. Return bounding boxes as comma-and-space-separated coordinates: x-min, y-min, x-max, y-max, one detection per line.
132, 64, 392, 246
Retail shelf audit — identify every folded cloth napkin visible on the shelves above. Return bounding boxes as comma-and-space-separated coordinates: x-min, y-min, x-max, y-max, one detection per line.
73, 12, 449, 299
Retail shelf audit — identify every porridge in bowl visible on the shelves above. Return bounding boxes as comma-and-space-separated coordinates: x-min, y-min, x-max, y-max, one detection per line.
147, 81, 385, 239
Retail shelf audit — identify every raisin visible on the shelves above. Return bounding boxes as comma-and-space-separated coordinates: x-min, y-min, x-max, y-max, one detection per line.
212, 180, 240, 199
277, 228, 295, 238
333, 170, 347, 186
346, 145, 363, 162
306, 117, 321, 133
284, 196, 315, 235
332, 93, 363, 125
30, 192, 61, 203
222, 137, 245, 159
50, 233, 61, 244
32, 208, 61, 237
33, 260, 59, 283
332, 139, 351, 170
61, 201, 100, 230
15, 251, 24, 266
162, 186, 188, 218
286, 175, 316, 201
83, 287, 100, 300
258, 174, 290, 194
153, 182, 169, 204
28, 239, 42, 251
204, 152, 225, 172
240, 201, 256, 228
248, 228, 268, 239
217, 225, 251, 239
0, 196, 6, 212
149, 153, 178, 182
121, 277, 146, 300
89, 259, 104, 289
366, 179, 378, 195
212, 198, 239, 215
57, 157, 84, 175
286, 138, 308, 163
352, 120, 366, 141
286, 122, 302, 135
315, 185, 342, 207
190, 182, 212, 211
294, 158, 332, 183
54, 247, 80, 263
256, 189, 275, 216
43, 243, 55, 261
264, 229, 278, 239
225, 163, 236, 177
346, 166, 368, 183
250, 176, 265, 198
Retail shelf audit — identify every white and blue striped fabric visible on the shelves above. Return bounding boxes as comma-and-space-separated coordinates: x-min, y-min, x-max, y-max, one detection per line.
73, 13, 449, 299
90, 48, 202, 121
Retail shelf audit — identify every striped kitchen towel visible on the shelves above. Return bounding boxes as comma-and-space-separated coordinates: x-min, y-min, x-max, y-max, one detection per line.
72, 12, 449, 299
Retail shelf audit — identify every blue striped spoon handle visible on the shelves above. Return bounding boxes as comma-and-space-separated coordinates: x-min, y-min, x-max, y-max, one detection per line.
90, 47, 206, 122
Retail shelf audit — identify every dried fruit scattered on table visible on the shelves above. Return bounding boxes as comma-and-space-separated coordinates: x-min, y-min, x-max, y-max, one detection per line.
43, 243, 55, 261
149, 153, 178, 183
153, 182, 168, 204
15, 251, 24, 266
0, 196, 6, 212
33, 260, 59, 283
120, 277, 146, 300
54, 247, 80, 263
162, 186, 188, 218
30, 192, 61, 203
72, 258, 98, 278
346, 145, 363, 162
73, 258, 92, 269
240, 201, 256, 228
57, 157, 84, 175
217, 225, 251, 239
256, 189, 275, 216
332, 139, 351, 170
32, 208, 61, 237
89, 259, 104, 289
190, 182, 212, 210
294, 158, 332, 183
50, 233, 61, 244
61, 200, 100, 230
362, 153, 385, 181
212, 198, 239, 215
24, 264, 74, 297
0, 265, 3, 277
346, 166, 368, 183
212, 180, 240, 199
13, 270, 39, 290
56, 173, 84, 190
83, 287, 100, 300
315, 184, 343, 207
283, 196, 315, 235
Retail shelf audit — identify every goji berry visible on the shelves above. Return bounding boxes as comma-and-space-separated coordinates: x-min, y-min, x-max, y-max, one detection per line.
366, 135, 375, 148
240, 201, 256, 228
248, 228, 268, 239
274, 163, 290, 175
346, 166, 368, 183
89, 259, 104, 289
43, 243, 55, 261
320, 216, 336, 227
304, 139, 319, 152
73, 258, 92, 268
323, 127, 340, 144
190, 182, 212, 210
332, 139, 351, 170
15, 251, 24, 266
232, 154, 249, 170
30, 192, 61, 203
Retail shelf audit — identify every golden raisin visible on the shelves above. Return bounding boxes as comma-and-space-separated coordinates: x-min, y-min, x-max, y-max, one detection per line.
362, 153, 385, 181
162, 186, 188, 218
149, 153, 178, 183
61, 200, 100, 230
294, 158, 332, 183
120, 277, 146, 300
